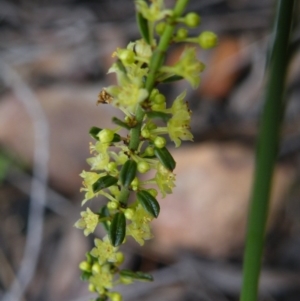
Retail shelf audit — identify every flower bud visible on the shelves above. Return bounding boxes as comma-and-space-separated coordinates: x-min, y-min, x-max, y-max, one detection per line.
151, 103, 166, 111
198, 31, 217, 49
184, 12, 201, 28
79, 261, 91, 272
153, 93, 166, 104
124, 208, 134, 219
88, 283, 96, 292
141, 128, 150, 138
109, 292, 122, 301
137, 161, 150, 173
98, 129, 115, 143
118, 49, 135, 64
144, 146, 154, 156
176, 28, 188, 40
92, 262, 102, 274
131, 177, 139, 190
155, 22, 166, 35
115, 252, 125, 264
107, 201, 119, 210
147, 188, 158, 197
154, 136, 166, 148
107, 162, 117, 172
149, 88, 159, 101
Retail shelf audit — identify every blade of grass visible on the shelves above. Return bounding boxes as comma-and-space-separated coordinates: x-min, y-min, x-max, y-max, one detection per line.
240, 1, 295, 301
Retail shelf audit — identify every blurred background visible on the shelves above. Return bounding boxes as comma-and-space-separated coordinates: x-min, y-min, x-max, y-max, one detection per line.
1, 0, 300, 300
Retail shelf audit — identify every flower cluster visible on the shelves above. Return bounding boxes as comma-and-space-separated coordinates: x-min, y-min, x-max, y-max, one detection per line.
75, 1, 217, 300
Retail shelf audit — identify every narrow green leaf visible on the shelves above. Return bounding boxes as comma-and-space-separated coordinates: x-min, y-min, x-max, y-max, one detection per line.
120, 269, 153, 282
109, 212, 126, 247
98, 205, 110, 232
154, 146, 176, 171
112, 117, 132, 130
89, 126, 102, 140
80, 271, 91, 281
136, 12, 151, 45
160, 75, 184, 83
146, 111, 172, 122
137, 190, 160, 218
116, 59, 127, 74
119, 160, 137, 187
92, 175, 118, 193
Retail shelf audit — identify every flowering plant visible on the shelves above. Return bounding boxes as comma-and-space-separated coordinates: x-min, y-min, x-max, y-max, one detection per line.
75, 1, 216, 300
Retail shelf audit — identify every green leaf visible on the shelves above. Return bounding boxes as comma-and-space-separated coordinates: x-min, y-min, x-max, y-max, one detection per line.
109, 212, 126, 247
119, 160, 137, 187
89, 127, 121, 142
98, 205, 110, 232
80, 271, 91, 281
160, 74, 184, 83
137, 190, 160, 218
120, 269, 153, 282
116, 59, 127, 74
154, 147, 176, 171
146, 111, 172, 122
92, 175, 118, 193
112, 117, 132, 130
136, 12, 150, 45
89, 126, 102, 140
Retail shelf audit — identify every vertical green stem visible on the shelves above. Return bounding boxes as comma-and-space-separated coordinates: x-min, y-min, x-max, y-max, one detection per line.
240, 1, 294, 301
129, 0, 189, 151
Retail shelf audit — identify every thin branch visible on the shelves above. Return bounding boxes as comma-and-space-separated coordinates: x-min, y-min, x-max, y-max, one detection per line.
0, 60, 50, 301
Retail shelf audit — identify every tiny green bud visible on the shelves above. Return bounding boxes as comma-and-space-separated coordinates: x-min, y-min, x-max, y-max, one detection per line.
118, 152, 128, 164
124, 208, 134, 220
92, 262, 101, 274
141, 128, 150, 138
149, 88, 159, 101
137, 161, 150, 173
79, 261, 91, 272
151, 103, 166, 111
118, 49, 135, 64
115, 252, 125, 264
153, 93, 166, 104
107, 201, 119, 210
154, 136, 166, 148
109, 292, 122, 301
198, 31, 218, 49
144, 146, 154, 156
184, 12, 201, 28
155, 22, 166, 35
147, 188, 158, 197
176, 28, 188, 39
147, 122, 157, 130
131, 177, 139, 190
98, 129, 115, 143
88, 283, 96, 292
107, 162, 117, 172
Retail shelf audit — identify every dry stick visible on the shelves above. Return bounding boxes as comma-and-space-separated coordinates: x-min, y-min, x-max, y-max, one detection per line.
0, 60, 50, 301
240, 1, 295, 301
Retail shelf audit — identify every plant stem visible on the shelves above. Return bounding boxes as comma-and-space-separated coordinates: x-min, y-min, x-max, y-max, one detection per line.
240, 1, 295, 301
129, 0, 189, 151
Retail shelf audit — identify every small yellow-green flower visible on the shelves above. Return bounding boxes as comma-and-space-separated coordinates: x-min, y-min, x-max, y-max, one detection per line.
90, 236, 119, 264
135, 0, 169, 22
106, 82, 148, 114
126, 204, 153, 246
74, 208, 99, 236
80, 171, 102, 204
167, 91, 193, 147
161, 48, 205, 88
87, 142, 110, 170
155, 162, 176, 197
89, 266, 113, 294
